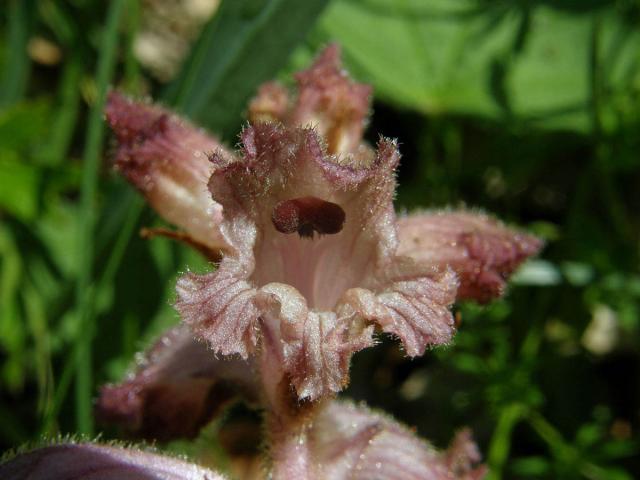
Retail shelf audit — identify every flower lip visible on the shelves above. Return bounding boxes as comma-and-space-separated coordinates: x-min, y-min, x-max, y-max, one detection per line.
271, 196, 346, 238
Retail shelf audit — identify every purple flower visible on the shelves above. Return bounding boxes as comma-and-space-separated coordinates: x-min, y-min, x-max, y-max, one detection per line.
8, 44, 543, 480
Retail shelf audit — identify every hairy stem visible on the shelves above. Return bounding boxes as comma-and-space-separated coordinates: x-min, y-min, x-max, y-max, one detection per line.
259, 329, 322, 479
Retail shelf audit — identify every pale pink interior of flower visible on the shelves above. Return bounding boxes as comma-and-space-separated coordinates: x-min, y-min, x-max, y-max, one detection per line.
252, 200, 378, 311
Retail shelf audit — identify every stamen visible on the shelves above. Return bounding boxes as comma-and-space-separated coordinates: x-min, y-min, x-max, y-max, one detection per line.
272, 196, 345, 238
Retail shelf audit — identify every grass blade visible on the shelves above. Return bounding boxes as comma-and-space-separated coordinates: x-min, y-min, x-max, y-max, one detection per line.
74, 0, 127, 435
0, 0, 36, 107
164, 0, 330, 137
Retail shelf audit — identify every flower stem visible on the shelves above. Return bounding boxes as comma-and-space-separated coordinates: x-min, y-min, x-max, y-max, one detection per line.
259, 332, 321, 479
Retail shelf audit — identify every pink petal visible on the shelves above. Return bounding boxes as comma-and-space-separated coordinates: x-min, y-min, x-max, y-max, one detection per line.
248, 81, 290, 124
0, 443, 227, 480
178, 122, 459, 395
105, 92, 229, 253
95, 326, 257, 440
290, 44, 371, 155
247, 44, 371, 156
175, 260, 259, 359
256, 283, 374, 400
339, 259, 459, 357
397, 211, 543, 303
311, 401, 487, 480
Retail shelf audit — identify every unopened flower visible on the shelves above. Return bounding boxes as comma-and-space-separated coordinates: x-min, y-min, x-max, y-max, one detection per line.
396, 210, 543, 303
106, 92, 228, 257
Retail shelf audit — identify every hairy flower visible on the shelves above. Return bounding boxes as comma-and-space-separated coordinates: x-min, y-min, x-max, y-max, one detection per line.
249, 45, 371, 156
105, 45, 540, 408
100, 47, 540, 479
397, 210, 543, 303
1, 404, 482, 480
175, 75, 459, 402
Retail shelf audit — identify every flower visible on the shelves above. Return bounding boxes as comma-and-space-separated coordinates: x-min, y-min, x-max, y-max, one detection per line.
105, 91, 228, 257
171, 45, 540, 402
103, 44, 540, 406
95, 44, 542, 480
396, 210, 543, 303
95, 326, 258, 440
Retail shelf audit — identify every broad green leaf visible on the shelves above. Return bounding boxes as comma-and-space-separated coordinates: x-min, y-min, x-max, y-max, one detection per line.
316, 0, 640, 132
165, 0, 331, 137
319, 0, 511, 116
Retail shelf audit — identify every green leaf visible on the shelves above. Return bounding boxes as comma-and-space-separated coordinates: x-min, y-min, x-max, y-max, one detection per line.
0, 99, 52, 154
510, 456, 550, 476
165, 0, 331, 137
0, 0, 36, 107
0, 226, 27, 392
319, 0, 509, 116
315, 0, 640, 132
0, 152, 40, 220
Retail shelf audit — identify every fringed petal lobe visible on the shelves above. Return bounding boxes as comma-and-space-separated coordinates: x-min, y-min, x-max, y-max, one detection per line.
340, 261, 459, 357
256, 283, 374, 400
397, 211, 542, 303
175, 260, 259, 359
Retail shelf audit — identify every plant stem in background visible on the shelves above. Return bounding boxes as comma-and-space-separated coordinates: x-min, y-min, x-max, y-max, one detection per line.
74, 0, 127, 435
0, 0, 35, 107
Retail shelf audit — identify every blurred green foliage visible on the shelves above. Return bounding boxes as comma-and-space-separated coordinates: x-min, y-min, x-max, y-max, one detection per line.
0, 0, 639, 478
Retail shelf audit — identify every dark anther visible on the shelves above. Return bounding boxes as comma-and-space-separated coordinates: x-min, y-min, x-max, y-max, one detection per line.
272, 196, 346, 238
